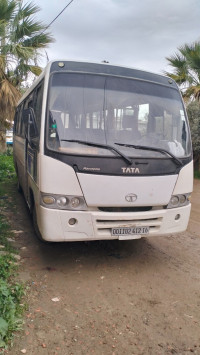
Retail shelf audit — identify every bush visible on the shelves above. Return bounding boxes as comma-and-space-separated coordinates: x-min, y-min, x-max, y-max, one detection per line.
187, 100, 200, 171
0, 153, 16, 182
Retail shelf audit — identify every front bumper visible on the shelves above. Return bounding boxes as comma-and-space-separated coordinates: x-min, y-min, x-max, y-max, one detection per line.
37, 204, 191, 242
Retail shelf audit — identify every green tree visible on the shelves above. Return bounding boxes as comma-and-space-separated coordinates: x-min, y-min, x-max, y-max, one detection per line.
0, 0, 54, 151
187, 100, 200, 171
165, 41, 200, 102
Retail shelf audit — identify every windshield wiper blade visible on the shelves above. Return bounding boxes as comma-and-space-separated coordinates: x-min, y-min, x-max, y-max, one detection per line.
61, 139, 132, 165
114, 142, 183, 167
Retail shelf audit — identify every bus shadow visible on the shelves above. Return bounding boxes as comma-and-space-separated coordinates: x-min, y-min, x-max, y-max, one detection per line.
34, 235, 161, 271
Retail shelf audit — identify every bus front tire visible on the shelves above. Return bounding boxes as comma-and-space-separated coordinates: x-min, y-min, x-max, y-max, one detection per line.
17, 178, 22, 193
32, 205, 47, 242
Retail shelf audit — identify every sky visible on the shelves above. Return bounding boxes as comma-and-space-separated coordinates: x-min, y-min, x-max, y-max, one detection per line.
33, 0, 200, 75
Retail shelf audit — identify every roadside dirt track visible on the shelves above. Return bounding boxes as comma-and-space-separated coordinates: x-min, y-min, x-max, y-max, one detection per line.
4, 179, 200, 355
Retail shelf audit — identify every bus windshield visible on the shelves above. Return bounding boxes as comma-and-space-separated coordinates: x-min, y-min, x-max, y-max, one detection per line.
46, 73, 191, 158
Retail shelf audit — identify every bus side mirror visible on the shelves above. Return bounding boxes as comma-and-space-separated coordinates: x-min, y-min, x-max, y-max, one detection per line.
23, 108, 39, 148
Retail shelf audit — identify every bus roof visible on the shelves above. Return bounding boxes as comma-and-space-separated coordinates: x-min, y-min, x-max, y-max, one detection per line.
17, 60, 177, 106
50, 60, 175, 87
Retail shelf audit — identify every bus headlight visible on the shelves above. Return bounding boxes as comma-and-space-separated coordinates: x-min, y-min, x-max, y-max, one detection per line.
57, 196, 68, 207
41, 193, 87, 210
170, 196, 179, 207
70, 197, 80, 208
167, 193, 191, 209
42, 196, 56, 205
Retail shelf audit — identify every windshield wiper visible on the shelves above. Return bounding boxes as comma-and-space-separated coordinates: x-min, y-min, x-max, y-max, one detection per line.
114, 142, 183, 167
60, 139, 132, 165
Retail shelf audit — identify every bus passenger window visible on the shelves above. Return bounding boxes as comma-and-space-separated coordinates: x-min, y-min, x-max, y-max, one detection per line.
33, 82, 44, 134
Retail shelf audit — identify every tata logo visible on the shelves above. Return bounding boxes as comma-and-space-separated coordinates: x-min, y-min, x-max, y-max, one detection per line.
121, 167, 140, 173
125, 193, 137, 202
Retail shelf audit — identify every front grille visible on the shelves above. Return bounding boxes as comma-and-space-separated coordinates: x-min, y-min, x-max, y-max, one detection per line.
98, 206, 152, 213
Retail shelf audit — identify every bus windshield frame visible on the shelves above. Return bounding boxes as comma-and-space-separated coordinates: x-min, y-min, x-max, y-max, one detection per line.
46, 72, 192, 159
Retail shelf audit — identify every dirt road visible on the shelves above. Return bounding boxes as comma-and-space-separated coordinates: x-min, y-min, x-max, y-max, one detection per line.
4, 180, 200, 355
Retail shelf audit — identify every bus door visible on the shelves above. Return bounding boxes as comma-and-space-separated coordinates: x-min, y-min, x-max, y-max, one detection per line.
23, 107, 38, 205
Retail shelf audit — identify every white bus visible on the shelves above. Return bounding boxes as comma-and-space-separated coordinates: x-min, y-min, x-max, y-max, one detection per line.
13, 60, 193, 242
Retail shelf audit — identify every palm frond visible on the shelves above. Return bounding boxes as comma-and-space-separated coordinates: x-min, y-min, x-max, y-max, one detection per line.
0, 77, 21, 120
0, 19, 7, 37
166, 53, 186, 69
165, 41, 200, 100
28, 64, 42, 76
179, 42, 200, 59
0, 0, 16, 22
0, 55, 6, 71
23, 32, 55, 49
16, 1, 41, 20
184, 85, 200, 101
11, 19, 44, 42
164, 71, 187, 85
13, 62, 42, 80
4, 43, 35, 60
164, 54, 189, 85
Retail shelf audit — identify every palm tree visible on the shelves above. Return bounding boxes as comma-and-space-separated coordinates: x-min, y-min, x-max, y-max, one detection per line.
165, 41, 200, 102
0, 0, 54, 151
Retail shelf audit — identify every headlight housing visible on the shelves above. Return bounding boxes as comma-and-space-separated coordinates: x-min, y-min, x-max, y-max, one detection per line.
167, 193, 191, 209
41, 193, 87, 210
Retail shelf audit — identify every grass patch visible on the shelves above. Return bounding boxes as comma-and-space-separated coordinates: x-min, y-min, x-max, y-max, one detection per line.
0, 216, 16, 254
0, 273, 24, 349
0, 150, 16, 183
0, 153, 25, 351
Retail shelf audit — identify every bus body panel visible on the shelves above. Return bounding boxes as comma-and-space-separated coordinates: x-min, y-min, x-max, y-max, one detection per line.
173, 161, 193, 194
77, 173, 178, 207
14, 135, 39, 207
39, 154, 82, 195
37, 203, 191, 242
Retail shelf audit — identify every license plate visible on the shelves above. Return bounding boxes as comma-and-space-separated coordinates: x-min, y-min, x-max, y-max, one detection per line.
111, 226, 149, 236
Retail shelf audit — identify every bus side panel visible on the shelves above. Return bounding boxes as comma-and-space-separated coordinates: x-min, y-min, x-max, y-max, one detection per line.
173, 161, 193, 194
